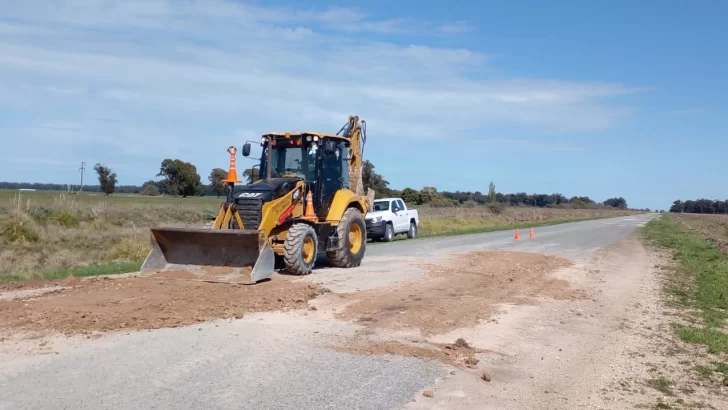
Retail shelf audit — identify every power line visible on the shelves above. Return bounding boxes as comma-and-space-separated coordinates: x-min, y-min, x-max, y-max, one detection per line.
79, 162, 86, 193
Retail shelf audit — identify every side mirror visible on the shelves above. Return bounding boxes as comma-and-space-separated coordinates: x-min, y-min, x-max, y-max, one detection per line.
324, 140, 336, 154
242, 142, 251, 157
392, 205, 400, 212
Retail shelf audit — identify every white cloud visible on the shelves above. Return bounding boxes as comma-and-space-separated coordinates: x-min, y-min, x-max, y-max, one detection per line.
437, 21, 475, 34
0, 0, 642, 183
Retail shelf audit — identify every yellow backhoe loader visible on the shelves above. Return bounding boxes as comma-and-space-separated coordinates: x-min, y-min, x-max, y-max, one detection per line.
139, 115, 374, 284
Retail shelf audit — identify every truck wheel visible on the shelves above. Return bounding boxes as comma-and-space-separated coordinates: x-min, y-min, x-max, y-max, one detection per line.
283, 223, 318, 275
327, 207, 366, 268
407, 221, 417, 239
382, 223, 394, 242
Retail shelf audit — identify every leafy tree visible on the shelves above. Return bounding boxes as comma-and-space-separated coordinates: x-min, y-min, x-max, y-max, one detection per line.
602, 197, 628, 209
362, 160, 392, 197
670, 199, 728, 214
156, 159, 202, 197
208, 168, 227, 198
93, 163, 117, 195
488, 181, 497, 203
418, 187, 440, 205
243, 168, 260, 184
400, 187, 420, 205
140, 181, 160, 196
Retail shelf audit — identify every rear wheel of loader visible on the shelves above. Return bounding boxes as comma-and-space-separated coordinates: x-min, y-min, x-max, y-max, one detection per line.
283, 223, 318, 275
327, 207, 366, 268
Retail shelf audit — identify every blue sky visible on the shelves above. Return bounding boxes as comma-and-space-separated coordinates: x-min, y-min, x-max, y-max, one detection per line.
0, 0, 725, 210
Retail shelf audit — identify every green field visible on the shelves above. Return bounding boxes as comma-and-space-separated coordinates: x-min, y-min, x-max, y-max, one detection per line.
0, 189, 636, 281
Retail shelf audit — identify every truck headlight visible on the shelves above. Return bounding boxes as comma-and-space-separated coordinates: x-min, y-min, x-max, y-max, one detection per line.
374, 216, 382, 222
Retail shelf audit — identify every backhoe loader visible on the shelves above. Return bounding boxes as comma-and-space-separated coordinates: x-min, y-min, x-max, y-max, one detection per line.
139, 115, 374, 284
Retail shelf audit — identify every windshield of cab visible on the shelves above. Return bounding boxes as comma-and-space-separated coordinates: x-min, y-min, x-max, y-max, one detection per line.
373, 200, 390, 211
269, 145, 317, 181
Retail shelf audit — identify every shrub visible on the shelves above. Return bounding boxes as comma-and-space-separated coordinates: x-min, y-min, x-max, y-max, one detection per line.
140, 183, 161, 196
1, 193, 41, 244
487, 202, 504, 215
54, 208, 80, 228
105, 237, 150, 263
0, 216, 40, 244
52, 194, 80, 228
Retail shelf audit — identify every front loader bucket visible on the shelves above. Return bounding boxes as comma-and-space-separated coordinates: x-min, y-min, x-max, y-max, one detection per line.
139, 227, 275, 284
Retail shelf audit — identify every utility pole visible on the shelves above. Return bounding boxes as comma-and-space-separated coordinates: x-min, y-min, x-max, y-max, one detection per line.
79, 162, 86, 193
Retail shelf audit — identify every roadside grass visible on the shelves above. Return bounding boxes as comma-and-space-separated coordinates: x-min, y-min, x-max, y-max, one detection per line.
0, 262, 142, 282
643, 215, 728, 354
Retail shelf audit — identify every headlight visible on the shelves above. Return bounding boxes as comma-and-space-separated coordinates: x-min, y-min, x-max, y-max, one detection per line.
313, 136, 319, 142
375, 216, 382, 222
261, 137, 267, 144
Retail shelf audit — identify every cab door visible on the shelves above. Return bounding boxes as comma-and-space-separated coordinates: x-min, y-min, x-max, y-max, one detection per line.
392, 199, 407, 232
316, 141, 344, 218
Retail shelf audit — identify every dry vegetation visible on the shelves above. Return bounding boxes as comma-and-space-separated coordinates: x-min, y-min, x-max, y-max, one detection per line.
0, 190, 636, 281
0, 190, 217, 280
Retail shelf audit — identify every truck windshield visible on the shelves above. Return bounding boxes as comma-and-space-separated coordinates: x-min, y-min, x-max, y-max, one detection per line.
263, 145, 317, 181
373, 200, 390, 211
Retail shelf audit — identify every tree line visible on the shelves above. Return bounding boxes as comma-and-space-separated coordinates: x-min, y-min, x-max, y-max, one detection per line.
670, 199, 728, 214
1, 158, 631, 210
362, 161, 630, 210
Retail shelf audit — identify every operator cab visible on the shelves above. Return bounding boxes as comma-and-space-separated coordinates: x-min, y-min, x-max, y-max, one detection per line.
241, 132, 350, 218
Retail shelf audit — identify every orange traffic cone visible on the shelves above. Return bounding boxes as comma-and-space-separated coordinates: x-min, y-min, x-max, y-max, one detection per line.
304, 190, 316, 220
529, 227, 535, 239
514, 228, 520, 241
221, 146, 241, 183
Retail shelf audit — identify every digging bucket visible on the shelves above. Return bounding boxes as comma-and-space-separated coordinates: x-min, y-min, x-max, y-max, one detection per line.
139, 227, 275, 284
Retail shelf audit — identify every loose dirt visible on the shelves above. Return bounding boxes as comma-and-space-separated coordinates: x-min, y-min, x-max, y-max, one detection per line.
145, 266, 256, 282
0, 274, 327, 336
334, 338, 488, 368
334, 250, 582, 335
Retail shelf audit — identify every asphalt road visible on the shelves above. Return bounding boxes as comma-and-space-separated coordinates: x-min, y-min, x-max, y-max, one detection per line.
0, 214, 657, 410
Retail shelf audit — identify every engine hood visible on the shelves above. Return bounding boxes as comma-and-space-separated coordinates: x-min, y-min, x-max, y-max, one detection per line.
234, 177, 302, 203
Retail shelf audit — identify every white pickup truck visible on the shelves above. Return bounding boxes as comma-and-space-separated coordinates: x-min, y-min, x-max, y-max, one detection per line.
365, 197, 420, 242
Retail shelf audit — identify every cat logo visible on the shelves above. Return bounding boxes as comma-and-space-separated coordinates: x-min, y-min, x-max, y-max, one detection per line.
238, 192, 262, 198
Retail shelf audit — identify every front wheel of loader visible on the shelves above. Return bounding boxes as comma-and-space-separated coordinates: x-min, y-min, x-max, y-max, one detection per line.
283, 223, 318, 275
327, 207, 366, 268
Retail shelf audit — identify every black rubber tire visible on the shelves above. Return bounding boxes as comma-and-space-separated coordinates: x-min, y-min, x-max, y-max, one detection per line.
327, 207, 366, 268
407, 221, 417, 239
382, 223, 394, 242
283, 223, 318, 275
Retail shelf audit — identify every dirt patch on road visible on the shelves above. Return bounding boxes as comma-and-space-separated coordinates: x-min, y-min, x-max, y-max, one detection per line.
335, 250, 582, 335
0, 275, 327, 336
335, 338, 488, 368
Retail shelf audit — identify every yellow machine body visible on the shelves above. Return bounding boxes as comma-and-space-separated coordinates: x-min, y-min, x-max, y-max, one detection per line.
140, 116, 372, 284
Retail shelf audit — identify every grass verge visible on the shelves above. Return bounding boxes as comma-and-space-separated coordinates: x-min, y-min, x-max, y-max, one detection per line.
643, 215, 728, 353
0, 262, 142, 283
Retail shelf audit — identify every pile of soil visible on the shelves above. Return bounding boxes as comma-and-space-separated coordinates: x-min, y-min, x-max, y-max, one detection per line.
0, 275, 327, 335
335, 250, 583, 335
335, 338, 487, 367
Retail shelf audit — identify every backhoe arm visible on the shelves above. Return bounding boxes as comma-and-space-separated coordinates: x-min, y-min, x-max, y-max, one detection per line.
338, 115, 374, 208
